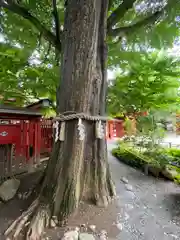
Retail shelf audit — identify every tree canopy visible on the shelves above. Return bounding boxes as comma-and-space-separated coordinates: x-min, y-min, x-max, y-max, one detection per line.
0, 1, 179, 115
0, 0, 180, 82
1, 0, 179, 50
0, 41, 58, 106
107, 51, 180, 115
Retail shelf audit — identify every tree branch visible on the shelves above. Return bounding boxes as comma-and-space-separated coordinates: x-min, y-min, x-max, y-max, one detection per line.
0, 0, 61, 52
52, 0, 61, 44
37, 32, 43, 48
108, 0, 114, 11
42, 44, 52, 63
108, 10, 163, 38
107, 0, 136, 31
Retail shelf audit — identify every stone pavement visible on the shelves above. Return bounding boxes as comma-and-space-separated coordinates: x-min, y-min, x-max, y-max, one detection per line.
108, 140, 180, 239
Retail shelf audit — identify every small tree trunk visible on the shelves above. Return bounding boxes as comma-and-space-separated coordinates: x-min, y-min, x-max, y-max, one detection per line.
5, 1, 116, 239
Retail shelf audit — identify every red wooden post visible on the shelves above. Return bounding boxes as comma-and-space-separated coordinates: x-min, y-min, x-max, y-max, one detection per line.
36, 119, 41, 164
16, 120, 24, 169
24, 120, 30, 162
41, 119, 45, 154
106, 122, 109, 139
115, 121, 125, 138
109, 121, 114, 139
48, 120, 53, 152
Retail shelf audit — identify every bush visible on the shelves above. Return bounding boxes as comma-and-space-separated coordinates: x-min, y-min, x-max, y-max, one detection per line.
119, 135, 159, 149
155, 148, 180, 167
166, 148, 180, 157
112, 143, 180, 182
143, 149, 172, 168
112, 143, 152, 169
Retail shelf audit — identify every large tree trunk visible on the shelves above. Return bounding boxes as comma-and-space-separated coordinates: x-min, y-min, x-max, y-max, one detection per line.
5, 1, 116, 239
51, 0, 115, 217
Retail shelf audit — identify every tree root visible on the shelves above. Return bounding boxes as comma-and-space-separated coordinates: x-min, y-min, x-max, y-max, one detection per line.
95, 195, 111, 207
94, 182, 116, 207
4, 198, 51, 240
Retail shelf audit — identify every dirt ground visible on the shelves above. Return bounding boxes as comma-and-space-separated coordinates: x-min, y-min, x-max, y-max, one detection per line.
0, 170, 120, 240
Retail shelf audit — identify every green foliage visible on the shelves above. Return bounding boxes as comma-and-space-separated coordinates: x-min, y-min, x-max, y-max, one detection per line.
136, 113, 166, 144
112, 142, 180, 182
107, 51, 180, 115
1, 1, 179, 64
112, 143, 150, 168
1, 9, 37, 50
123, 117, 133, 135
112, 142, 164, 169
0, 41, 58, 107
166, 148, 180, 158
0, 0, 179, 111
143, 148, 171, 168
118, 135, 180, 168
0, 1, 60, 108
40, 107, 56, 118
162, 148, 180, 167
136, 115, 155, 134
107, 1, 180, 67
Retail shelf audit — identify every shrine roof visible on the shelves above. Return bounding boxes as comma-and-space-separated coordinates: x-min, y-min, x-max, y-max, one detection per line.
0, 105, 42, 117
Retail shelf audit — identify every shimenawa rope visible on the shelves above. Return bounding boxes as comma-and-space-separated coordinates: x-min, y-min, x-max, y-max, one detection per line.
54, 111, 109, 122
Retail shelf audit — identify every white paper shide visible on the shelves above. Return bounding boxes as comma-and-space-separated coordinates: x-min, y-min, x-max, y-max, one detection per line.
77, 118, 85, 140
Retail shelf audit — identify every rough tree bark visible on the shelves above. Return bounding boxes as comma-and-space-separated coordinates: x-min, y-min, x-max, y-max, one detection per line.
5, 0, 116, 239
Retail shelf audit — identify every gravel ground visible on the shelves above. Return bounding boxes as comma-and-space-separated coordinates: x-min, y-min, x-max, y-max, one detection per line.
108, 140, 180, 239
0, 141, 180, 239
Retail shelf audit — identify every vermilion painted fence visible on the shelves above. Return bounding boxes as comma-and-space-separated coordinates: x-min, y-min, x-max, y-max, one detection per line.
0, 110, 125, 180
0, 106, 42, 181
106, 119, 125, 139
40, 119, 53, 157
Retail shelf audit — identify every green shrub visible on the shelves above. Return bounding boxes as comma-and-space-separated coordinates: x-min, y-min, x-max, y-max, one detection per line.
143, 149, 172, 168
112, 143, 180, 183
112, 143, 175, 169
166, 148, 180, 157
156, 148, 180, 167
112, 144, 152, 169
